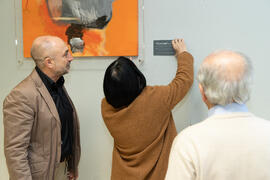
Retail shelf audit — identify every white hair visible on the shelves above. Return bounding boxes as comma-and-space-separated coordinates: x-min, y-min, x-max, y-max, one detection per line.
197, 51, 253, 106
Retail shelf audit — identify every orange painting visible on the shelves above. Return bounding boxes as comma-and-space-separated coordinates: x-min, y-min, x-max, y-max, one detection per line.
22, 0, 138, 57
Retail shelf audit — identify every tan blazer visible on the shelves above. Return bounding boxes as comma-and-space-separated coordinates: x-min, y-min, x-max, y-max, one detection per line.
3, 69, 81, 180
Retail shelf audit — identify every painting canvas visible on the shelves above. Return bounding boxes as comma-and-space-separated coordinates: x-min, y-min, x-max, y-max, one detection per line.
22, 0, 138, 57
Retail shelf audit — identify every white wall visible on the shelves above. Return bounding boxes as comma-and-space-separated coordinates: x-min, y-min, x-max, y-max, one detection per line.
1, 0, 270, 179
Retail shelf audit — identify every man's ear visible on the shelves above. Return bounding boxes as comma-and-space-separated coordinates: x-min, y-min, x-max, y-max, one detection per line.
44, 57, 54, 69
199, 83, 214, 109
199, 83, 207, 103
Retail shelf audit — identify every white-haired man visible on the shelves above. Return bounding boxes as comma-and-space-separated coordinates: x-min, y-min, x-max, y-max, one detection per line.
165, 50, 270, 180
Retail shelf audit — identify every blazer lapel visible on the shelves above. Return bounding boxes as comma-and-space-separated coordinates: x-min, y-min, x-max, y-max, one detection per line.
30, 70, 61, 125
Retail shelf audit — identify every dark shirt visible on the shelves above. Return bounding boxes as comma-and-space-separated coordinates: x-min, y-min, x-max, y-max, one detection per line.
35, 67, 74, 162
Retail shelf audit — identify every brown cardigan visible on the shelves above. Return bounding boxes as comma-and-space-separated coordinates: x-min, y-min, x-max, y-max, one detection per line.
101, 52, 194, 180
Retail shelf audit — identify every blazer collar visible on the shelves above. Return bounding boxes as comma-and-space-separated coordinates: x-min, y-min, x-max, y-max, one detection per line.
30, 69, 61, 125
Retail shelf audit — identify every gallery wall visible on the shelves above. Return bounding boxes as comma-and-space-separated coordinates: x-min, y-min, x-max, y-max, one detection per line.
1, 0, 270, 179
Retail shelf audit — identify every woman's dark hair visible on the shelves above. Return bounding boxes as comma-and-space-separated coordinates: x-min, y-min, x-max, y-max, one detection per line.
103, 56, 146, 108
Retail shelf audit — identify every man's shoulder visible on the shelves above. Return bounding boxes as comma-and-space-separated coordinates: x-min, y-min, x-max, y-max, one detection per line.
248, 114, 270, 127
177, 113, 270, 140
13, 74, 36, 93
175, 116, 219, 141
5, 70, 39, 101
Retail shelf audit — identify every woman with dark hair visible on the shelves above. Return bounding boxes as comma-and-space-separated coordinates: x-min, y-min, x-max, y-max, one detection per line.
103, 56, 146, 108
101, 39, 194, 180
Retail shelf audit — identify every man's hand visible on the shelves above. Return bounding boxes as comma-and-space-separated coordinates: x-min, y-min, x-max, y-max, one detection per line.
172, 39, 187, 55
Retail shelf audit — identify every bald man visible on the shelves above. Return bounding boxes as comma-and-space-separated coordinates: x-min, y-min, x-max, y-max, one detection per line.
3, 36, 81, 180
165, 50, 270, 180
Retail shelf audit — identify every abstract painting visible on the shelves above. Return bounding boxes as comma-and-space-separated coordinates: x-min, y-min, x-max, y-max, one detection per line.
22, 0, 138, 57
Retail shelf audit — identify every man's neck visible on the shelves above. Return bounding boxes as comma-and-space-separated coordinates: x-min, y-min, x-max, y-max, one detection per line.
39, 67, 59, 82
204, 100, 214, 109
207, 103, 214, 110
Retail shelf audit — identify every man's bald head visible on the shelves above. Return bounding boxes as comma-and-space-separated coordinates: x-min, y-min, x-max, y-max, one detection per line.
197, 50, 252, 106
204, 50, 247, 81
31, 36, 65, 67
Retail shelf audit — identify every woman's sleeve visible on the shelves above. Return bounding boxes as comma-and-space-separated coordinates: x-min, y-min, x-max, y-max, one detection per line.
163, 51, 194, 110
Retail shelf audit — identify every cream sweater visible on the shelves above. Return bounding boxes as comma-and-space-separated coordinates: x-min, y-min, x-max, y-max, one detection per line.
166, 113, 270, 180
